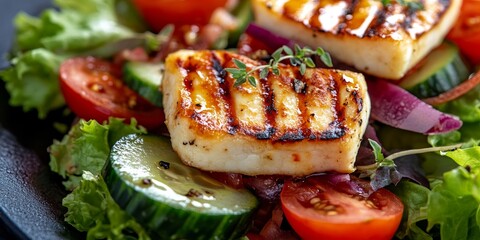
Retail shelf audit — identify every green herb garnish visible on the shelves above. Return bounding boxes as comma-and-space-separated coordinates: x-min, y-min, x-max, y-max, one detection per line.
226, 44, 333, 87
359, 139, 464, 173
381, 0, 424, 11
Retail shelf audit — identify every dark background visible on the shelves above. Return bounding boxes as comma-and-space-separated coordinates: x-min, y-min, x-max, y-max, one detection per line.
0, 0, 80, 239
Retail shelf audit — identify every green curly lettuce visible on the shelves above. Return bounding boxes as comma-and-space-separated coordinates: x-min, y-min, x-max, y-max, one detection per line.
1, 0, 152, 118
426, 167, 480, 240
14, 0, 136, 54
0, 49, 66, 118
437, 85, 480, 123
49, 117, 146, 190
63, 171, 150, 240
390, 180, 432, 240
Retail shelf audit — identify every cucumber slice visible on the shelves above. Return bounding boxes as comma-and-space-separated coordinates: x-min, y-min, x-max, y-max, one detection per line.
103, 134, 258, 240
399, 41, 471, 98
123, 61, 164, 107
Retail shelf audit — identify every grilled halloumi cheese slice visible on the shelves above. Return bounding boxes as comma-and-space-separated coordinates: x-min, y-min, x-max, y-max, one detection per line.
162, 50, 370, 176
252, 0, 462, 80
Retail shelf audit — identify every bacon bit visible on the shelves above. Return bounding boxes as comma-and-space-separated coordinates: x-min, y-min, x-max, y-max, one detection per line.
422, 71, 480, 106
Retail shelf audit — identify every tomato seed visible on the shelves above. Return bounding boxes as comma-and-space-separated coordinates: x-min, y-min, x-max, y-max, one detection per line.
323, 205, 336, 211
466, 16, 480, 28
310, 197, 321, 205
314, 203, 327, 210
89, 83, 104, 93
128, 96, 137, 108
326, 210, 338, 216
365, 200, 378, 209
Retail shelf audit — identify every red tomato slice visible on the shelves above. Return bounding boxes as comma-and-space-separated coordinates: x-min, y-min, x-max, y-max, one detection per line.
132, 0, 227, 32
281, 174, 404, 240
447, 0, 480, 65
59, 57, 165, 129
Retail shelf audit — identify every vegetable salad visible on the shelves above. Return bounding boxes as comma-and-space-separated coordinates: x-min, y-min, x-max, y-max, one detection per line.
2, 0, 480, 239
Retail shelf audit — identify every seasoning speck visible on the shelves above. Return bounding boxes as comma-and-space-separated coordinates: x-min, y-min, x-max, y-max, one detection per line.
186, 188, 203, 198
159, 161, 170, 169
293, 79, 306, 93
142, 178, 152, 186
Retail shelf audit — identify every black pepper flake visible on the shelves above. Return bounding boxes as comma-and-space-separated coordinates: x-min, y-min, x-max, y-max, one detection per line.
293, 79, 306, 93
159, 161, 170, 169
186, 188, 203, 198
204, 189, 214, 196
142, 178, 152, 186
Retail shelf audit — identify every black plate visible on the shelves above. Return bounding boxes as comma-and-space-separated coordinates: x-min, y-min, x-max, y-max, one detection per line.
0, 1, 82, 239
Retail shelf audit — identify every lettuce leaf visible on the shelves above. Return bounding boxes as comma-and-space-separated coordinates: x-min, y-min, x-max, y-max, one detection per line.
427, 167, 480, 240
421, 144, 480, 239
1, 0, 150, 118
437, 85, 480, 123
390, 140, 480, 240
390, 180, 431, 240
443, 146, 480, 170
0, 49, 66, 118
14, 0, 135, 54
49, 118, 145, 190
63, 171, 150, 240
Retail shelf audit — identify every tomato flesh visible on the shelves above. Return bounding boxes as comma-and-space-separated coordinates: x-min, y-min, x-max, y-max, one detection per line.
132, 0, 227, 32
281, 174, 404, 240
447, 0, 480, 65
59, 57, 165, 129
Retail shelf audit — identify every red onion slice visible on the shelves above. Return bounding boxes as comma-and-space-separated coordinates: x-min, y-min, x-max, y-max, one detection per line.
367, 79, 462, 134
245, 23, 295, 50
326, 173, 351, 184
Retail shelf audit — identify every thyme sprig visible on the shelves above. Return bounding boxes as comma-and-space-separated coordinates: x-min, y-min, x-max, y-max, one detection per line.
381, 0, 424, 12
357, 139, 464, 172
226, 44, 333, 87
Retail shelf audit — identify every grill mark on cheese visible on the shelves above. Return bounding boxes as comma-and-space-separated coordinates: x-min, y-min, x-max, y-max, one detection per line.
294, 72, 311, 142
258, 73, 277, 140
174, 51, 364, 143
337, 0, 360, 33
211, 52, 238, 135
323, 73, 347, 140
270, 0, 451, 39
163, 50, 371, 175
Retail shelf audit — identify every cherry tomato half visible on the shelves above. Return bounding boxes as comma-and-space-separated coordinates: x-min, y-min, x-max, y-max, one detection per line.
447, 0, 480, 65
281, 174, 404, 240
59, 57, 165, 129
132, 0, 228, 32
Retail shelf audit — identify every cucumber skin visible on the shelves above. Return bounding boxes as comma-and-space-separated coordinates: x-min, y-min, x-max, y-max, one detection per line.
106, 172, 255, 240
407, 54, 470, 98
123, 62, 164, 107
401, 42, 471, 98
103, 134, 258, 240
